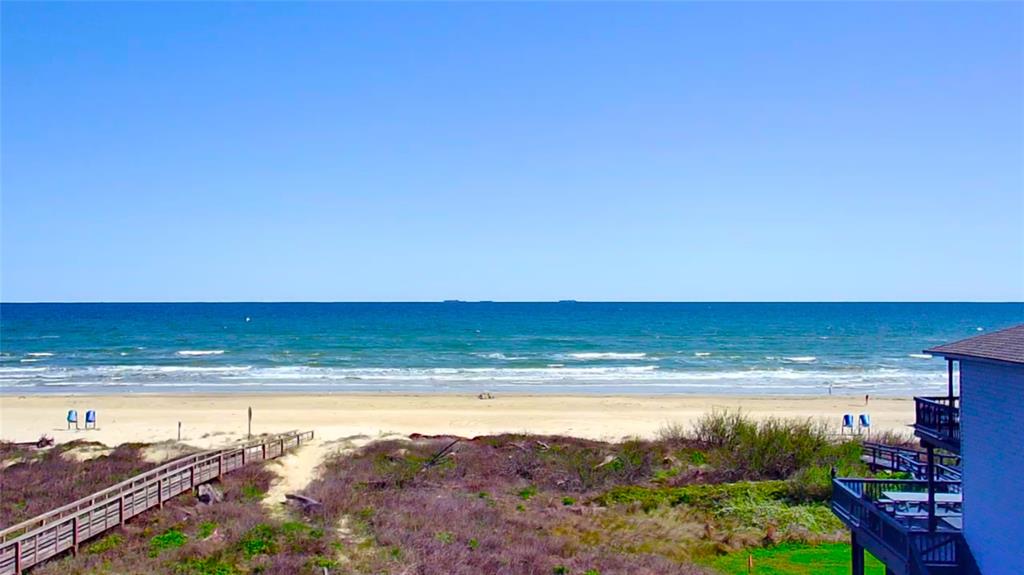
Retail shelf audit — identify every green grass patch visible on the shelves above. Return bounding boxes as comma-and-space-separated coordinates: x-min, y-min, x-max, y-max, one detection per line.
173, 556, 238, 575
197, 521, 217, 539
149, 528, 187, 557
238, 524, 277, 558
706, 542, 885, 574
239, 483, 264, 502
595, 481, 789, 511
86, 533, 123, 555
517, 485, 538, 500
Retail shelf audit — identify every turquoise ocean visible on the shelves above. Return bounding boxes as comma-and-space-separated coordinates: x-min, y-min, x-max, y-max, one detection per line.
1, 303, 1021, 395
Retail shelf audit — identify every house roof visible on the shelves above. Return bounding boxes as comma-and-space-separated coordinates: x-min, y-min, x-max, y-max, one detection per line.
925, 324, 1024, 365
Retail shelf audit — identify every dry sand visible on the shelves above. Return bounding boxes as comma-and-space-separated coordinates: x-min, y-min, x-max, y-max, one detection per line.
0, 393, 913, 448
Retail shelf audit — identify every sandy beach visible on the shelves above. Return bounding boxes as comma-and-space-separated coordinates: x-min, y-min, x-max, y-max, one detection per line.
0, 393, 914, 449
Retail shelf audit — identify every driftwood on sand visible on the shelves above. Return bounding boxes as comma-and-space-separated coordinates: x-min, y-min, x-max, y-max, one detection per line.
12, 435, 54, 449
285, 493, 323, 513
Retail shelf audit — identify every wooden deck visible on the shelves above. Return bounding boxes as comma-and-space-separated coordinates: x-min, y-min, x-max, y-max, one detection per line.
861, 442, 961, 481
0, 430, 313, 575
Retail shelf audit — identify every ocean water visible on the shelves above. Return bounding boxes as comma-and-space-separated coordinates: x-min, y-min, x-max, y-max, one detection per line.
1, 303, 1021, 395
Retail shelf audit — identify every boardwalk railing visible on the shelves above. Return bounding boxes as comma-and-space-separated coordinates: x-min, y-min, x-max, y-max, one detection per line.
0, 430, 313, 575
861, 442, 961, 481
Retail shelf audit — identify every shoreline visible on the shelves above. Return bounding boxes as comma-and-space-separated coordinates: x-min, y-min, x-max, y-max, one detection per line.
0, 393, 914, 448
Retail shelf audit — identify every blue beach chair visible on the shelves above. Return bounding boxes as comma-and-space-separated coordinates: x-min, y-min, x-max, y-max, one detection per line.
841, 414, 854, 435
85, 410, 97, 429
858, 414, 871, 435
67, 409, 78, 430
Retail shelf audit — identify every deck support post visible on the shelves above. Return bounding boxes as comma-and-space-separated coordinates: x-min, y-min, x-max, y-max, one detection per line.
947, 359, 954, 403
157, 479, 163, 510
71, 516, 78, 555
851, 532, 865, 575
14, 540, 21, 575
927, 445, 937, 532
119, 496, 125, 527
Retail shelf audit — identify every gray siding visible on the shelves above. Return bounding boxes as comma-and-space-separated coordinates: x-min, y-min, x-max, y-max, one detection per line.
961, 360, 1024, 573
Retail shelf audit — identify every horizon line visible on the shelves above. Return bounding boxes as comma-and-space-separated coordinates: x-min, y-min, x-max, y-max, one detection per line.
2, 300, 1023, 305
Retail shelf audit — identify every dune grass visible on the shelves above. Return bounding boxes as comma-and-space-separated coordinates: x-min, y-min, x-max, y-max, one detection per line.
0, 440, 154, 528
10, 411, 915, 574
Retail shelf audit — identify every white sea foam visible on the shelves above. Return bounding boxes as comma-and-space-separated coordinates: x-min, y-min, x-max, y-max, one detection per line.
26, 352, 54, 357
176, 350, 225, 356
20, 359, 39, 363
908, 353, 933, 359
782, 356, 817, 363
0, 367, 47, 374
694, 352, 712, 357
475, 353, 528, 360
0, 362, 950, 396
564, 352, 648, 360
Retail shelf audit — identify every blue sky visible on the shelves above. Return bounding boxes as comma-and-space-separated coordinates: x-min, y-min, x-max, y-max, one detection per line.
2, 2, 1022, 302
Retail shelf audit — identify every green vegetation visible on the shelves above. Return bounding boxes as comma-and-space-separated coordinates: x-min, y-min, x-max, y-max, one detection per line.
150, 528, 188, 557
238, 484, 264, 503
238, 524, 277, 558
85, 533, 123, 555
197, 521, 217, 539
173, 556, 238, 575
706, 542, 885, 574
595, 481, 790, 511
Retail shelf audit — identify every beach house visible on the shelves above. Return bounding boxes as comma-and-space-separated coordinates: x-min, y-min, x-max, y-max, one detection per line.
832, 324, 1024, 574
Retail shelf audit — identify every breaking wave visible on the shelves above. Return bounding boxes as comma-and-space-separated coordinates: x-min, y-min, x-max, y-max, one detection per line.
563, 352, 648, 360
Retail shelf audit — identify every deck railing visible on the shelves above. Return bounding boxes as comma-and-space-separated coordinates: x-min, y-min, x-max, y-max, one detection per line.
861, 442, 961, 481
832, 477, 966, 575
0, 430, 313, 575
913, 396, 960, 452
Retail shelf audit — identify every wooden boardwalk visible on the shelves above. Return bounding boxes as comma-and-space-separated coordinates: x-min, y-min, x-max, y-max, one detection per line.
0, 430, 314, 575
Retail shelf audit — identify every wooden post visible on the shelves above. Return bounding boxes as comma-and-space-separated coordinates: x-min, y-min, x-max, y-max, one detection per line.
927, 445, 937, 532
72, 516, 78, 555
14, 540, 21, 575
157, 478, 163, 509
218, 453, 224, 479
178, 421, 182, 441
947, 359, 953, 400
851, 532, 865, 575
119, 496, 125, 526
248, 407, 252, 439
